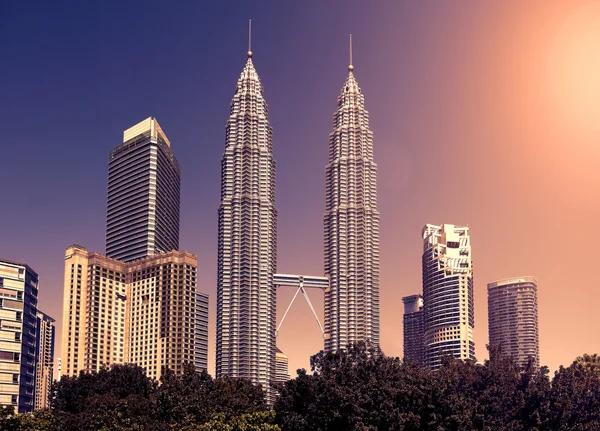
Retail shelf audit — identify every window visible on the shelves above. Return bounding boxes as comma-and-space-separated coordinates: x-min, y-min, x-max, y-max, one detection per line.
11, 395, 17, 405
12, 374, 18, 383
14, 332, 20, 342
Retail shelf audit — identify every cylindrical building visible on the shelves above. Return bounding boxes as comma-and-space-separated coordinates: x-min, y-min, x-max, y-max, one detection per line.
487, 277, 539, 368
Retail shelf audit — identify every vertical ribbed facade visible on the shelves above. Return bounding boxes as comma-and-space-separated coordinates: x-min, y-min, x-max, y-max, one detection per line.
216, 52, 277, 401
106, 117, 180, 262
488, 277, 539, 368
195, 291, 209, 372
402, 294, 424, 364
422, 224, 474, 370
324, 62, 380, 352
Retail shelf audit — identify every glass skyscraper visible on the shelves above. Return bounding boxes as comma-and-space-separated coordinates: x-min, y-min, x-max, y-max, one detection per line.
422, 224, 474, 370
106, 117, 180, 262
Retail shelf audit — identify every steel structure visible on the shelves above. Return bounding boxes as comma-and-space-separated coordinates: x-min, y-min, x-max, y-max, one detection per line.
216, 22, 278, 404
324, 36, 380, 352
274, 274, 328, 337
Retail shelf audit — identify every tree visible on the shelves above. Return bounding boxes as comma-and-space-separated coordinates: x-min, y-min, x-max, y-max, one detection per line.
275, 341, 434, 430
543, 354, 600, 430
52, 363, 156, 415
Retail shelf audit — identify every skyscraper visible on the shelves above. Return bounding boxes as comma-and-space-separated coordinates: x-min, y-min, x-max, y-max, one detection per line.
422, 224, 474, 370
488, 277, 539, 368
324, 37, 380, 352
106, 117, 180, 262
274, 347, 289, 384
0, 259, 39, 413
402, 294, 424, 364
216, 39, 278, 401
195, 291, 209, 372
34, 311, 55, 410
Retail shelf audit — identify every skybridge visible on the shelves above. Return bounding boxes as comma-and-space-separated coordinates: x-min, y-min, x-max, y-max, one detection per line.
274, 273, 329, 339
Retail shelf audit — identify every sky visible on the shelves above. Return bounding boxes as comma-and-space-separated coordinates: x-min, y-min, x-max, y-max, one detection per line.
1, 1, 600, 377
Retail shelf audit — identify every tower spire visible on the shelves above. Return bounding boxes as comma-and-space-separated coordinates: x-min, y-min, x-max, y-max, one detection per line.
248, 20, 253, 58
348, 34, 354, 72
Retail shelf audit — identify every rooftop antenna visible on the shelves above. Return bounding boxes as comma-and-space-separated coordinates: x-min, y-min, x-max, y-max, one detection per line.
348, 34, 354, 71
248, 20, 253, 58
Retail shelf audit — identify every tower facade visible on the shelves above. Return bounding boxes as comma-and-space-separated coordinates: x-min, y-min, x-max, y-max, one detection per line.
324, 44, 380, 352
195, 291, 209, 372
274, 347, 289, 384
216, 48, 277, 400
422, 224, 474, 369
34, 311, 55, 410
402, 294, 424, 364
62, 245, 200, 381
0, 260, 39, 413
488, 277, 539, 368
106, 117, 180, 262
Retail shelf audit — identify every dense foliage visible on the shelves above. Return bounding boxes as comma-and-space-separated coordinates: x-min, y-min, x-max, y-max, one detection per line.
1, 345, 599, 430
274, 343, 600, 431
0, 363, 272, 431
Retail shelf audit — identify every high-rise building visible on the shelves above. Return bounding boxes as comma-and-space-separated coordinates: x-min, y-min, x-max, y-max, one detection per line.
422, 224, 474, 370
216, 44, 278, 402
126, 251, 198, 380
0, 260, 39, 413
274, 347, 289, 384
62, 245, 127, 376
487, 277, 539, 368
34, 311, 55, 410
106, 117, 180, 262
54, 357, 61, 381
195, 292, 209, 372
402, 294, 424, 364
324, 38, 380, 352
62, 245, 201, 381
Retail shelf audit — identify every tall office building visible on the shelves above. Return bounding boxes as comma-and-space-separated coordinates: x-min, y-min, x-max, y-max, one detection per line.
274, 347, 289, 384
324, 38, 380, 352
62, 245, 201, 381
0, 260, 39, 413
216, 44, 278, 402
195, 292, 209, 372
62, 245, 127, 376
488, 277, 539, 368
34, 311, 55, 410
402, 294, 424, 364
422, 224, 474, 370
106, 117, 180, 262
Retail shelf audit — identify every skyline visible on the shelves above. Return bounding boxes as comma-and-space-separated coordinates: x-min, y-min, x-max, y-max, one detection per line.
2, 1, 600, 377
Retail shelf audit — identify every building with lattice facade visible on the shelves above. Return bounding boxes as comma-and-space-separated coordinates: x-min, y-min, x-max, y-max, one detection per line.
216, 45, 278, 403
324, 40, 380, 352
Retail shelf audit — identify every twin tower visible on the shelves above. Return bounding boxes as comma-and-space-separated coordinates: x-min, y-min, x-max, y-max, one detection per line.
216, 33, 380, 399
